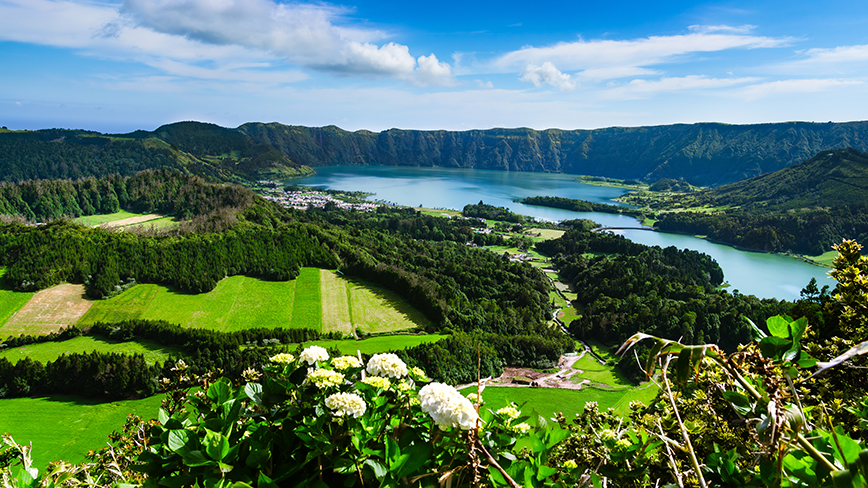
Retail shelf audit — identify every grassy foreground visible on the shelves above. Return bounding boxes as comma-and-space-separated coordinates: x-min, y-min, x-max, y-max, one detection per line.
0, 394, 163, 470
0, 268, 34, 330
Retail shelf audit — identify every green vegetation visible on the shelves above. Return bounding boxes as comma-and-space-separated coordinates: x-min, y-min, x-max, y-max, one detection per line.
521, 195, 645, 218
299, 334, 447, 355
0, 267, 33, 328
72, 210, 142, 226
78, 271, 431, 334
0, 335, 178, 365
0, 394, 162, 469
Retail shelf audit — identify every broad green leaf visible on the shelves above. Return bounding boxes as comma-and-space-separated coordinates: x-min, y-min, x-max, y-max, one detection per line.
675, 348, 693, 385
256, 472, 278, 488
244, 383, 263, 406
207, 377, 232, 404
528, 431, 545, 454
364, 459, 388, 481
167, 429, 190, 453
722, 391, 753, 416
182, 450, 211, 467
544, 428, 571, 449
535, 465, 558, 481
767, 315, 791, 339
747, 317, 767, 340
205, 429, 230, 461
158, 408, 169, 426
395, 442, 432, 479
824, 430, 862, 465
759, 336, 792, 360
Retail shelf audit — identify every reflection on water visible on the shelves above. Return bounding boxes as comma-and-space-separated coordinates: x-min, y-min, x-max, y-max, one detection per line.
294, 166, 831, 300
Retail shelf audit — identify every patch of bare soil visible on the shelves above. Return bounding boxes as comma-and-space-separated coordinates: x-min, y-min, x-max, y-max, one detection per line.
101, 214, 162, 228
2, 284, 93, 336
485, 352, 588, 390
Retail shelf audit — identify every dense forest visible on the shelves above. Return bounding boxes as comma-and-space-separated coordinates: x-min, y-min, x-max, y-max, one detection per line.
535, 229, 793, 377
649, 148, 868, 253
6, 120, 868, 186
239, 120, 868, 185
521, 195, 645, 218
0, 123, 311, 184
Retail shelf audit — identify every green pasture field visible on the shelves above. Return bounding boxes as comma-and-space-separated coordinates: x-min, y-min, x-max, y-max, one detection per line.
0, 336, 179, 365
571, 353, 632, 388
298, 334, 447, 356
415, 207, 461, 218
289, 267, 322, 331
0, 394, 163, 470
527, 228, 565, 241
124, 216, 179, 231
72, 210, 141, 226
0, 268, 34, 331
78, 270, 430, 334
804, 250, 837, 267
458, 383, 658, 420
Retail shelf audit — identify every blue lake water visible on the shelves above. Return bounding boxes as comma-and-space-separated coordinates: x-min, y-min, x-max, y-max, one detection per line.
294, 166, 832, 300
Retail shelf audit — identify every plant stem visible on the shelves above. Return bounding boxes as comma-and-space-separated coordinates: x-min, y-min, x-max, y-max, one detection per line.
662, 363, 707, 488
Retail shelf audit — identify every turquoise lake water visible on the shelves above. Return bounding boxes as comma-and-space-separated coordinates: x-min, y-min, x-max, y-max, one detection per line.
295, 166, 832, 300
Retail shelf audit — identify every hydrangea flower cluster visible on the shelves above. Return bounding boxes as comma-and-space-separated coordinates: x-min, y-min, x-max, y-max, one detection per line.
308, 369, 345, 389
496, 405, 521, 421
325, 392, 367, 418
466, 393, 481, 405
508, 422, 531, 435
366, 353, 408, 378
361, 375, 391, 390
331, 356, 362, 370
418, 382, 479, 430
299, 346, 329, 366
409, 366, 429, 381
269, 353, 295, 364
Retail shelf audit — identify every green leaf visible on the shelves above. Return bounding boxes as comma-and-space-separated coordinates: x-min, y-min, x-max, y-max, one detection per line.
245, 448, 270, 469
207, 378, 232, 404
364, 459, 388, 481
395, 442, 432, 479
758, 336, 792, 360
205, 429, 230, 461
675, 348, 693, 385
810, 339, 868, 380
544, 428, 571, 449
722, 390, 753, 416
767, 315, 791, 339
528, 431, 545, 454
256, 472, 278, 488
167, 429, 190, 454
182, 450, 212, 467
535, 465, 558, 481
747, 317, 767, 340
158, 408, 169, 426
244, 383, 263, 406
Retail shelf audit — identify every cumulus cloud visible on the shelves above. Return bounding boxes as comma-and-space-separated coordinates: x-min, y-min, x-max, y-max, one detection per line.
121, 0, 453, 84
520, 62, 576, 91
0, 0, 453, 86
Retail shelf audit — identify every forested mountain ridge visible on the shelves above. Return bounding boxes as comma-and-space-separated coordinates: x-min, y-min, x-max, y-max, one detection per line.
5, 120, 868, 186
691, 147, 868, 210
0, 122, 312, 184
238, 120, 868, 185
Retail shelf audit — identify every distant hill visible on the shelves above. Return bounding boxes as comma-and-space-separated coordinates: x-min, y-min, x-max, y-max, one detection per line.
0, 122, 312, 184
239, 120, 868, 186
5, 120, 868, 186
697, 147, 868, 210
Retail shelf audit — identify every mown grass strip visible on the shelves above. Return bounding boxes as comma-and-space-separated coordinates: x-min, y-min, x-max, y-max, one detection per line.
289, 268, 322, 331
0, 394, 163, 470
72, 210, 142, 227
320, 270, 352, 335
348, 278, 430, 333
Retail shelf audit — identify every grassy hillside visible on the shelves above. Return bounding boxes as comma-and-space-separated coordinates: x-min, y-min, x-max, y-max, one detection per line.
0, 395, 163, 470
76, 270, 428, 334
699, 147, 868, 210
0, 336, 179, 365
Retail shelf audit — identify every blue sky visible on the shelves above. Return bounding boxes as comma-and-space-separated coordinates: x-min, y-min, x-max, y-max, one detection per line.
2, 0, 868, 133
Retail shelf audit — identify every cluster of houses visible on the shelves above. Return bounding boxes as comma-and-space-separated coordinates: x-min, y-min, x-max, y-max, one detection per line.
260, 187, 381, 212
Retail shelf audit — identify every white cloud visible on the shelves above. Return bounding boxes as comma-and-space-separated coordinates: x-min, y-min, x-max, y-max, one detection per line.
487, 27, 789, 80
602, 75, 759, 99
0, 0, 453, 86
520, 62, 576, 91
475, 80, 494, 89
735, 79, 863, 101
688, 24, 758, 34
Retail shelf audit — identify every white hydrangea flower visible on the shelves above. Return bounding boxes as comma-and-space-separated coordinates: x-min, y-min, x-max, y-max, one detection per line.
496, 405, 521, 420
331, 356, 362, 370
366, 353, 408, 379
466, 393, 481, 404
307, 369, 344, 389
509, 422, 531, 435
325, 392, 367, 418
361, 375, 391, 390
269, 353, 295, 364
409, 366, 429, 381
299, 346, 329, 366
395, 379, 413, 392
418, 382, 479, 430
